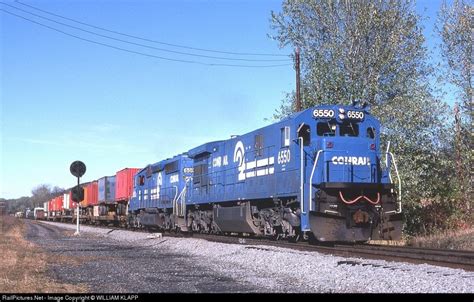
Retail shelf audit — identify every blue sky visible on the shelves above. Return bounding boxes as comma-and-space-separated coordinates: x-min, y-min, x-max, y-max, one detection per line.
1, 0, 451, 198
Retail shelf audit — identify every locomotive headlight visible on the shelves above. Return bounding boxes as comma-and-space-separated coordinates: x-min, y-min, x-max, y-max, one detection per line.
338, 108, 345, 114
338, 113, 345, 120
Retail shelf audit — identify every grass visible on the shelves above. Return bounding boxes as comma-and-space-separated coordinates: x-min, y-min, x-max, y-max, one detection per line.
370, 227, 474, 250
406, 227, 474, 251
0, 216, 88, 293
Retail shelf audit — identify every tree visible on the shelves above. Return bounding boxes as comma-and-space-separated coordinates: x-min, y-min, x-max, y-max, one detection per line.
270, 0, 458, 235
30, 184, 64, 208
271, 0, 433, 114
3, 196, 32, 214
437, 0, 472, 221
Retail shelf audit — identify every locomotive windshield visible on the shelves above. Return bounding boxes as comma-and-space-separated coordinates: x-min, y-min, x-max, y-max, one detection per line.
340, 122, 359, 137
317, 122, 336, 136
317, 121, 361, 137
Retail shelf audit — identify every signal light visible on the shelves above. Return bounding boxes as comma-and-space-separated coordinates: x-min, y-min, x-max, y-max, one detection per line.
71, 186, 84, 203
326, 141, 334, 148
370, 143, 376, 150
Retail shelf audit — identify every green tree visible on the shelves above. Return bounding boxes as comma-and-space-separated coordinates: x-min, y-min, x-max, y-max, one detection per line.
271, 0, 457, 235
437, 0, 473, 223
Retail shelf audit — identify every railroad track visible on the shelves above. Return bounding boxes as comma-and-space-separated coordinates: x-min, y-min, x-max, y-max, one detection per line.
168, 232, 474, 272
37, 220, 474, 271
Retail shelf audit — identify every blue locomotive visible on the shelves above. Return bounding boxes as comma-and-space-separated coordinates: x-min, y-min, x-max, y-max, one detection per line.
129, 103, 402, 242
129, 155, 193, 229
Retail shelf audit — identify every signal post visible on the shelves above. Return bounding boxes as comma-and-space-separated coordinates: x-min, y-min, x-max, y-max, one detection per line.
70, 161, 86, 235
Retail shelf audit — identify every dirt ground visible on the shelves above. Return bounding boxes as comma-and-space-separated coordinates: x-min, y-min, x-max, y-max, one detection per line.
0, 216, 87, 293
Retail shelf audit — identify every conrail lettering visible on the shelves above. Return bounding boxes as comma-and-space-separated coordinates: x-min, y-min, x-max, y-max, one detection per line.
331, 156, 371, 166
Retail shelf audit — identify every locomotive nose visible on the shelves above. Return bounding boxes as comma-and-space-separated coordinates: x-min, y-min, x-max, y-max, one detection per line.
321, 137, 377, 184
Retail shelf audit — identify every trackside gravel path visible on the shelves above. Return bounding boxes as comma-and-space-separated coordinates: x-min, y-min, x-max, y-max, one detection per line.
26, 220, 474, 293
25, 220, 259, 293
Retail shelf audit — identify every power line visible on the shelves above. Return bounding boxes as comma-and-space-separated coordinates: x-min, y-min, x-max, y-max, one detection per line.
0, 9, 292, 68
2, 2, 290, 62
13, 0, 290, 58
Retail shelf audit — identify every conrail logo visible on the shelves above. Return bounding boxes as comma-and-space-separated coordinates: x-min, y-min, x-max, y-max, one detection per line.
331, 156, 371, 166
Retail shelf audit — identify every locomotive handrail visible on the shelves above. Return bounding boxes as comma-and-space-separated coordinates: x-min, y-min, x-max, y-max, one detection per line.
386, 152, 402, 214
299, 137, 305, 214
172, 185, 179, 215
173, 178, 190, 217
309, 150, 323, 212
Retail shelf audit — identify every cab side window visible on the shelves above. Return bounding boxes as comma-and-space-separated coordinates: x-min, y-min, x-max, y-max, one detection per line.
255, 134, 264, 156
367, 127, 376, 139
139, 175, 145, 186
281, 127, 290, 147
298, 124, 311, 146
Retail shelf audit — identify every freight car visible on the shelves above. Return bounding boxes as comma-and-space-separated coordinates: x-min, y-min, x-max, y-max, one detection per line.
128, 103, 402, 242
44, 168, 139, 227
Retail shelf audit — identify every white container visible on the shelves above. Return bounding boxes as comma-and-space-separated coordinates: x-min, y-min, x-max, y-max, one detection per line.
93, 206, 100, 217
63, 193, 70, 209
43, 201, 49, 213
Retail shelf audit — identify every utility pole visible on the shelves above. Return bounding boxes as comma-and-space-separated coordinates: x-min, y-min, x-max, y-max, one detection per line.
295, 47, 301, 112
454, 103, 461, 183
454, 103, 468, 212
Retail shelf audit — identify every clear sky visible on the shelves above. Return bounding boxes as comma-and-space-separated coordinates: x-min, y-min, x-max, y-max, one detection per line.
1, 0, 450, 199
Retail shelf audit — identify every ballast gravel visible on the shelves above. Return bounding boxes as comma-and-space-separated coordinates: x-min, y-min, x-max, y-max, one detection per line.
39, 221, 473, 293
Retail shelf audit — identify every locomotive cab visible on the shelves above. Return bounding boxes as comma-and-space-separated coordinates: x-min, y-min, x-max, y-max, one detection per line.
299, 104, 402, 242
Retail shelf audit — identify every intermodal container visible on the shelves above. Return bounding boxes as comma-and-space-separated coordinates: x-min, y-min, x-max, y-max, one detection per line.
98, 176, 116, 203
83, 181, 98, 207
51, 198, 57, 212
63, 192, 70, 210
68, 191, 77, 209
52, 197, 59, 212
115, 168, 140, 201
56, 195, 64, 212
80, 182, 90, 207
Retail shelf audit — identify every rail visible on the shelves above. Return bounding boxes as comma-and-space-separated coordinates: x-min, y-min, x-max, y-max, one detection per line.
35, 220, 473, 272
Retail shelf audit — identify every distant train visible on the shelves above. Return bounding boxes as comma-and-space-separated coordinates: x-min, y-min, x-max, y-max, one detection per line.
39, 104, 402, 242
